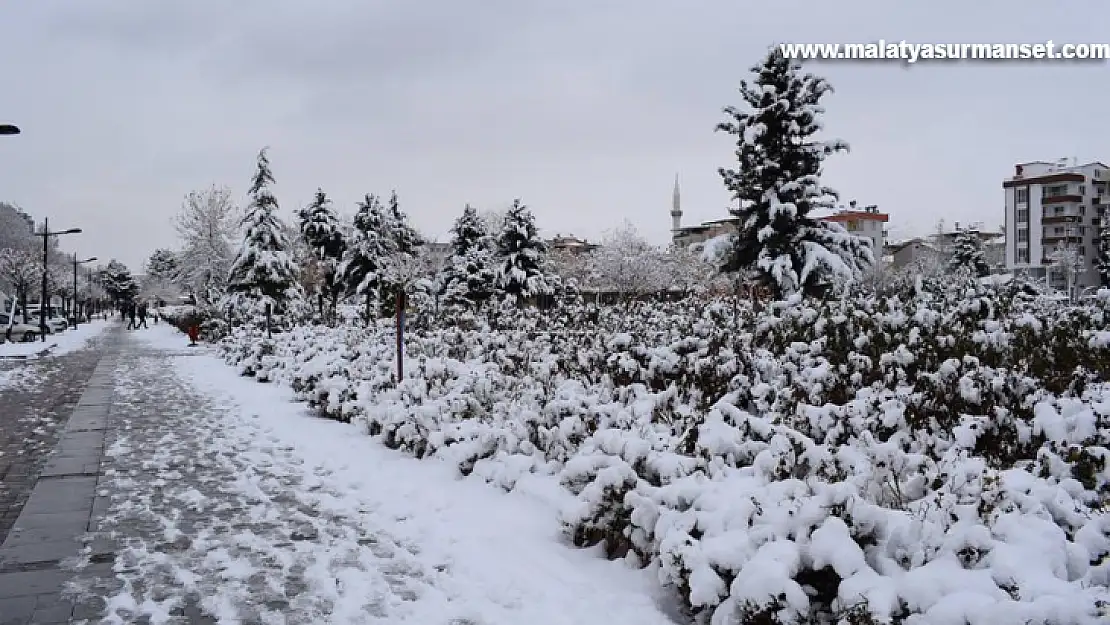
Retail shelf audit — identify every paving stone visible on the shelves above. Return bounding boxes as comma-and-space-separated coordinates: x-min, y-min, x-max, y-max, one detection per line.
3, 521, 87, 547
10, 512, 89, 534
19, 479, 97, 516
0, 569, 69, 598
0, 538, 81, 566
0, 595, 36, 622
38, 457, 99, 478
29, 603, 73, 624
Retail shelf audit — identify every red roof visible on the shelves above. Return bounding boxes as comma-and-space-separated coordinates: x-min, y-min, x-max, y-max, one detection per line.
818, 211, 889, 223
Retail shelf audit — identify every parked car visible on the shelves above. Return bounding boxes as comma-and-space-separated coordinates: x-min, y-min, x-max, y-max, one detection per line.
27, 310, 67, 334
0, 313, 42, 343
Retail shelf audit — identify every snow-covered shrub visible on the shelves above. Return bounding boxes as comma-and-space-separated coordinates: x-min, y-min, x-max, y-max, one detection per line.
218, 279, 1110, 624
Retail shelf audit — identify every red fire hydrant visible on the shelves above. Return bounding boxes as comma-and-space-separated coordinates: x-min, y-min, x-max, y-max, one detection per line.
187, 325, 200, 346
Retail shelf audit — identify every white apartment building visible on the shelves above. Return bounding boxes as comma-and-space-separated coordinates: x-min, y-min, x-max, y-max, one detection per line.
1003, 159, 1107, 293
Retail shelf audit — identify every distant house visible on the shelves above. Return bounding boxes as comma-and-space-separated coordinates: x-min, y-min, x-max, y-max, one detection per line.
888, 238, 942, 269
547, 234, 599, 254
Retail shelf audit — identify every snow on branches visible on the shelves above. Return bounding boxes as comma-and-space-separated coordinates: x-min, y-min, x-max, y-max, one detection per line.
224, 148, 305, 326
716, 48, 872, 299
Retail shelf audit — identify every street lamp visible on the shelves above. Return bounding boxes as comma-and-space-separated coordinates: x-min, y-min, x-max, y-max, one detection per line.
35, 218, 82, 341
0, 124, 19, 136
72, 256, 97, 328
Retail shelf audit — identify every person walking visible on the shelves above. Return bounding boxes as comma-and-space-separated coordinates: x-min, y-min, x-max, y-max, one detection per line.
125, 302, 137, 330
137, 302, 149, 329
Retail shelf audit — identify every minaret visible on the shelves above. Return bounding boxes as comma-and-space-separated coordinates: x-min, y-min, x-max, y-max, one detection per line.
670, 174, 682, 231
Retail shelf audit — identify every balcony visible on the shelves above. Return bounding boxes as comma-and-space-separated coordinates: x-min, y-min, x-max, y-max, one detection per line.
1042, 235, 1083, 245
1041, 214, 1082, 224
1042, 194, 1083, 205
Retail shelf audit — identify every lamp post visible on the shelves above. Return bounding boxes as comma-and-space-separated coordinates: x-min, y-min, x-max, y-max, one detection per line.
72, 256, 97, 328
0, 124, 19, 136
35, 218, 82, 341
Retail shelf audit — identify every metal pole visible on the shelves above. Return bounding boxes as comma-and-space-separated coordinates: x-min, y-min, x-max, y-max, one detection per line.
72, 258, 79, 328
396, 289, 405, 383
40, 218, 48, 342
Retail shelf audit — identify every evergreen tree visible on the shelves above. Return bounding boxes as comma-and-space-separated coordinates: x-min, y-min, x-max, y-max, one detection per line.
297, 189, 347, 321
441, 205, 495, 308
145, 249, 179, 283
443, 205, 497, 308
102, 260, 139, 308
495, 199, 549, 299
716, 48, 872, 298
949, 229, 991, 278
338, 194, 394, 321
1097, 223, 1110, 288
224, 148, 304, 325
378, 190, 423, 316
451, 204, 487, 257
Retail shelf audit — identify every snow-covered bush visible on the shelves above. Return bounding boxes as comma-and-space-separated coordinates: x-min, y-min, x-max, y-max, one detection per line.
217, 278, 1110, 624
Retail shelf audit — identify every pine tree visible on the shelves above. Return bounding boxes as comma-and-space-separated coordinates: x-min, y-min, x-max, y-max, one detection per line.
338, 194, 394, 321
297, 189, 347, 321
451, 205, 487, 257
379, 191, 423, 316
1097, 223, 1110, 288
443, 205, 497, 308
949, 229, 990, 278
102, 260, 138, 308
716, 48, 872, 299
224, 148, 304, 326
145, 249, 179, 283
495, 199, 549, 299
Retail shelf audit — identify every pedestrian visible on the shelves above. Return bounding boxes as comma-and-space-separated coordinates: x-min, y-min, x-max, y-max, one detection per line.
137, 302, 149, 329
126, 303, 137, 330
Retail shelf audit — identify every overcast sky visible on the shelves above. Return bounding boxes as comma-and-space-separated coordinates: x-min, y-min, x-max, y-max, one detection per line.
1, 1, 1107, 271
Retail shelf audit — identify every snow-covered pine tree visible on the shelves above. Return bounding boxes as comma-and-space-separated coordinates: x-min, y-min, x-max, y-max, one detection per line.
949, 229, 991, 278
378, 191, 423, 316
1097, 223, 1110, 288
298, 189, 347, 322
495, 199, 549, 301
224, 148, 305, 326
716, 48, 872, 299
102, 259, 139, 308
338, 193, 394, 322
443, 205, 497, 309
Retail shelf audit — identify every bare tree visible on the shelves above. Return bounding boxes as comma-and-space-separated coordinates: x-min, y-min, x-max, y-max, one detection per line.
1048, 247, 1086, 300
0, 248, 40, 322
173, 185, 240, 309
587, 220, 667, 300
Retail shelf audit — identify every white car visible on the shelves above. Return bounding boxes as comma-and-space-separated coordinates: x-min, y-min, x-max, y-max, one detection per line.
0, 313, 42, 343
27, 311, 67, 334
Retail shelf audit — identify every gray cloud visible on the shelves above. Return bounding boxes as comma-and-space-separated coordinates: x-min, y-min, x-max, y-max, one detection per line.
2, 0, 1108, 269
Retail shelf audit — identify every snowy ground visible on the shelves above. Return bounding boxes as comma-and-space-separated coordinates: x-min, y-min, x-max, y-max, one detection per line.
78, 325, 680, 624
0, 319, 112, 361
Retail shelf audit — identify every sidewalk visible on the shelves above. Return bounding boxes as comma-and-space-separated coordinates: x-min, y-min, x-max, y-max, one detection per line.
52, 326, 679, 624
0, 328, 119, 624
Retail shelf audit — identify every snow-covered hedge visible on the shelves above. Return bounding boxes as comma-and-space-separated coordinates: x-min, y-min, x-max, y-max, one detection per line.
218, 283, 1110, 624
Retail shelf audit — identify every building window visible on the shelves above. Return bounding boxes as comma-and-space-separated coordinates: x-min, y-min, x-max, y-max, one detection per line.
1044, 184, 1069, 197
1017, 208, 1029, 222
1016, 188, 1028, 203
1079, 246, 1087, 256
1017, 249, 1029, 263
1054, 226, 1064, 235
1079, 185, 1086, 195
1017, 229, 1028, 242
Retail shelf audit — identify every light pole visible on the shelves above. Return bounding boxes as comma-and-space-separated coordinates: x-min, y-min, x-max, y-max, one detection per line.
35, 218, 82, 341
0, 124, 19, 136
72, 256, 97, 328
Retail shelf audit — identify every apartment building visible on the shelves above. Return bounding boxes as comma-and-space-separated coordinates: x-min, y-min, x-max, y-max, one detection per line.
816, 202, 889, 254
1003, 160, 1106, 292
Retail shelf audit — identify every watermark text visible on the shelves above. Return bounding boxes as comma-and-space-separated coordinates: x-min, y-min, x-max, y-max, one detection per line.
779, 41, 1109, 63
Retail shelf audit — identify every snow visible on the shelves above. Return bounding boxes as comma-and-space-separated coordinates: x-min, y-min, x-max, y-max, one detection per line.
0, 319, 111, 360
200, 279, 1110, 624
112, 325, 680, 624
